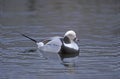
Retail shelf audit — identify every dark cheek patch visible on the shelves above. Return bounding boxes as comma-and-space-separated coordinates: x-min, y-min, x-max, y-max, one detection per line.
74, 38, 76, 41
63, 36, 70, 44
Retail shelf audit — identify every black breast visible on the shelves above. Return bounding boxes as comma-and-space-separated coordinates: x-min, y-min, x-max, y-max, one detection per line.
58, 43, 79, 60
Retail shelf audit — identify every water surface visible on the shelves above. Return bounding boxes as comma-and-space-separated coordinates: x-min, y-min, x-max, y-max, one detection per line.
0, 0, 119, 79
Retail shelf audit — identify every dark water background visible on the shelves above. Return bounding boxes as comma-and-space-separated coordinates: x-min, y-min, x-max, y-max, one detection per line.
0, 0, 119, 79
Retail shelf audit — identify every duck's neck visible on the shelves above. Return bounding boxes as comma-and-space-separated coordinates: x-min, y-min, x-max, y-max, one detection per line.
63, 41, 79, 50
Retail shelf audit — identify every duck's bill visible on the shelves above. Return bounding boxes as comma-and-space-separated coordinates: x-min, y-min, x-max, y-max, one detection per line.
74, 38, 79, 42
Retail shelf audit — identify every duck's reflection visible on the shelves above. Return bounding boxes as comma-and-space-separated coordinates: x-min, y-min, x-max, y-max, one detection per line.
59, 51, 79, 67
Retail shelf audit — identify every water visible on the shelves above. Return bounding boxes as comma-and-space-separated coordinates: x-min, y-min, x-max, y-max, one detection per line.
0, 0, 119, 79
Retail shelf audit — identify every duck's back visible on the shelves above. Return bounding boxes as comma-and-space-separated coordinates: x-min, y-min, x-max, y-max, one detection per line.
39, 36, 62, 53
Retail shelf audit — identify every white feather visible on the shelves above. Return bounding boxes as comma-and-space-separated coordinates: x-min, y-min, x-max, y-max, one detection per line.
64, 41, 79, 50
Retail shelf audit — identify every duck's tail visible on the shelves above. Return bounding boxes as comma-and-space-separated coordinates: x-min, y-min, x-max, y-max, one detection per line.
21, 34, 37, 43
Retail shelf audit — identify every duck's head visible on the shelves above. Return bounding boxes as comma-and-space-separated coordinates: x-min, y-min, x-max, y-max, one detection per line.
64, 30, 78, 43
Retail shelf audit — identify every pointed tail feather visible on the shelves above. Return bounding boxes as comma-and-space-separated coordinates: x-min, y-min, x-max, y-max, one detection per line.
21, 34, 37, 43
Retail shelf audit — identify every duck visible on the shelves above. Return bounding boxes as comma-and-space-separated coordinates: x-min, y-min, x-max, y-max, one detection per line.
21, 30, 79, 56
58, 30, 79, 64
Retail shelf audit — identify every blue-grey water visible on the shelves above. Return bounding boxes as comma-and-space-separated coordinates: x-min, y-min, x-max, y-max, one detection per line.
0, 0, 119, 79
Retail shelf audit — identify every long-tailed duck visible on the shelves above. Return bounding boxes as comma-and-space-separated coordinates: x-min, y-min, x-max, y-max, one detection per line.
21, 30, 79, 60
